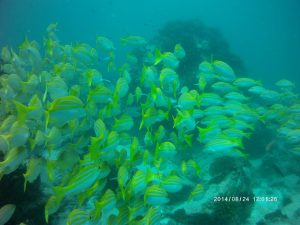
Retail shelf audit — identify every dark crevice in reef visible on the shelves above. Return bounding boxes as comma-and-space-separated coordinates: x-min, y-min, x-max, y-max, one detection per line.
0, 168, 46, 225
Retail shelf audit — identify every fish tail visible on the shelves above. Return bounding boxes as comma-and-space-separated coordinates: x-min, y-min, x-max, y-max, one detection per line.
45, 196, 62, 224
45, 207, 49, 223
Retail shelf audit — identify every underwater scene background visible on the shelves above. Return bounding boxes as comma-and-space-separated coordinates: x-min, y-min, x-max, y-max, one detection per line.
0, 0, 300, 225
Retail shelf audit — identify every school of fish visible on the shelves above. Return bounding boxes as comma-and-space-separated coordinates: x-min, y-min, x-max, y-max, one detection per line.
0, 23, 299, 224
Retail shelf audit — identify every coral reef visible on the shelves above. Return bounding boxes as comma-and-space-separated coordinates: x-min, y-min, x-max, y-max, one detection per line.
152, 20, 246, 85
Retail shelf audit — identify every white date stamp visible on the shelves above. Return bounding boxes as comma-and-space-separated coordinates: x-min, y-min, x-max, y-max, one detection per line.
213, 196, 278, 202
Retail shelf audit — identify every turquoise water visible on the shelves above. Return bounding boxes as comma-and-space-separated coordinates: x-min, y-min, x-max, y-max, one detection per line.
1, 0, 300, 91
0, 1, 300, 225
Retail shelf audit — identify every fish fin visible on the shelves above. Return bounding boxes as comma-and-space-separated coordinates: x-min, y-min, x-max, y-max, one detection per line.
0, 136, 9, 152
120, 37, 127, 46
139, 109, 145, 130
139, 118, 144, 130
45, 195, 61, 224
28, 135, 35, 149
181, 161, 187, 175
197, 126, 205, 143
46, 160, 55, 181
172, 115, 177, 128
258, 115, 266, 124
163, 111, 169, 121
45, 111, 50, 130
120, 187, 126, 200
184, 133, 193, 147
154, 143, 160, 162
23, 175, 28, 192
107, 58, 115, 72
235, 139, 244, 150
146, 169, 154, 183
244, 132, 252, 139
0, 171, 3, 182
233, 149, 249, 159
43, 84, 48, 102
53, 186, 64, 200
154, 48, 162, 65
14, 100, 28, 124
